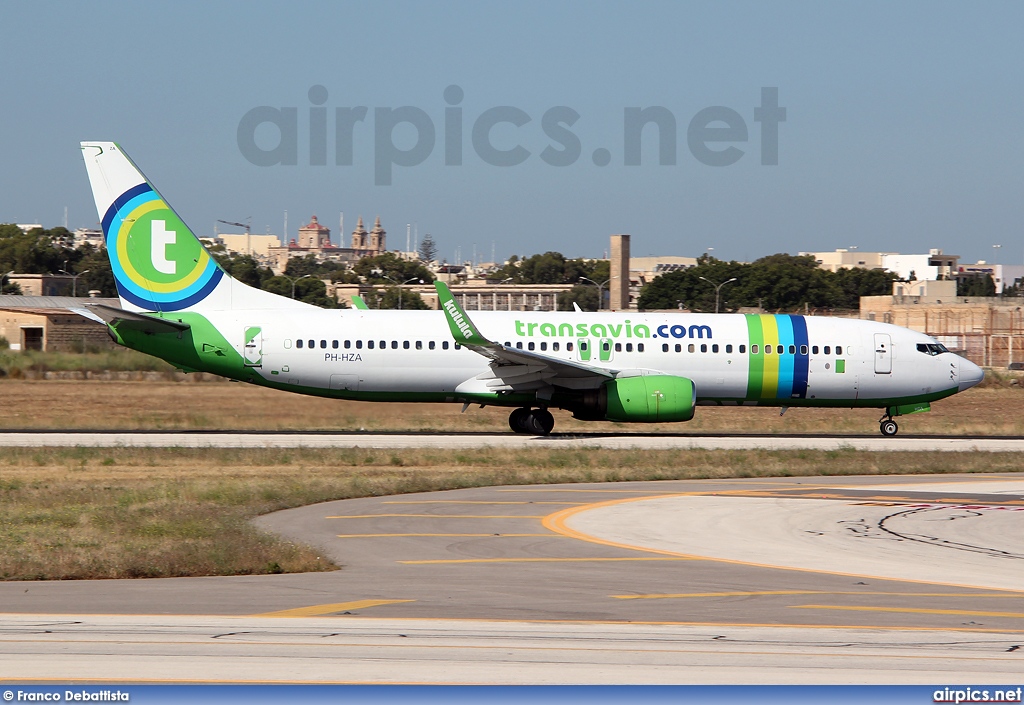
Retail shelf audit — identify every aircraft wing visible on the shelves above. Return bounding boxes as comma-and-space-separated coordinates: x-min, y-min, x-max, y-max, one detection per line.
82, 303, 191, 335
435, 281, 613, 392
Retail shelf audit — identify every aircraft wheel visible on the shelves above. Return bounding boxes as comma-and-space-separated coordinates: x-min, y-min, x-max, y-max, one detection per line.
530, 408, 555, 435
880, 419, 899, 437
509, 408, 531, 433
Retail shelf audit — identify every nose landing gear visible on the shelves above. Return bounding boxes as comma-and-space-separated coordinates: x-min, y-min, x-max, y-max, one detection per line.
509, 407, 555, 435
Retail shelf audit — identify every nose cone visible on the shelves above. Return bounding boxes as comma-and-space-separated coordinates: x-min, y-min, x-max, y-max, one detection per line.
958, 357, 984, 392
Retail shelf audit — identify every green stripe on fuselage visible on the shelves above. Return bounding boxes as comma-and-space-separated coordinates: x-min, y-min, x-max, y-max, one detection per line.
745, 314, 764, 398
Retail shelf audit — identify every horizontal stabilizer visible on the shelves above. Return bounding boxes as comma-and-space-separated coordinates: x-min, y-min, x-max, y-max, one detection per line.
85, 303, 191, 335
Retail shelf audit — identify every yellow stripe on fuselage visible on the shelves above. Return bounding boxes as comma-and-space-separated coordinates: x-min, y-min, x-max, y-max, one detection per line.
760, 315, 780, 398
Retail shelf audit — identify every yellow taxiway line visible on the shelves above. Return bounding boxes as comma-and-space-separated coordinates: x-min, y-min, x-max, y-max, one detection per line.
257, 599, 415, 618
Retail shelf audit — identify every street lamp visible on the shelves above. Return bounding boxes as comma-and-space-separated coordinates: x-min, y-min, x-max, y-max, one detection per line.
381, 275, 423, 309
698, 276, 737, 314
281, 273, 313, 299
59, 269, 90, 297
579, 277, 609, 311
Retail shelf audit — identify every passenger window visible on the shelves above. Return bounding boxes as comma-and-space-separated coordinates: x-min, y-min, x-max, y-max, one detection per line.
581, 342, 588, 351
368, 340, 375, 349
752, 344, 759, 354
701, 344, 708, 353
553, 342, 560, 352
812, 345, 818, 354
712, 344, 719, 353
402, 341, 408, 349
379, 340, 385, 349
442, 341, 449, 350
675, 343, 682, 353
662, 343, 669, 352
567, 342, 574, 351
614, 343, 622, 352
320, 340, 327, 349
528, 342, 535, 351
429, 341, 435, 350
345, 340, 351, 349
602, 342, 610, 352
626, 343, 633, 352
516, 342, 523, 349
739, 345, 746, 353
788, 345, 795, 355
765, 345, 772, 355
416, 341, 422, 350
688, 344, 695, 353
776, 345, 782, 354
800, 345, 807, 355
455, 343, 461, 350
296, 339, 304, 349
726, 344, 732, 353
637, 343, 644, 352
836, 346, 842, 355
356, 340, 363, 349
824, 346, 830, 355
308, 340, 314, 349
540, 342, 547, 351
332, 340, 339, 349
284, 339, 292, 349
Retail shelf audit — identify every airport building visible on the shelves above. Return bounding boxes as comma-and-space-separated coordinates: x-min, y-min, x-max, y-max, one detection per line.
0, 296, 118, 351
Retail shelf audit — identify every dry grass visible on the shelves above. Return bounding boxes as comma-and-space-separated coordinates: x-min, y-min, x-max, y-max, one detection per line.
2, 445, 1024, 581
1, 377, 1023, 435
2, 373, 1024, 581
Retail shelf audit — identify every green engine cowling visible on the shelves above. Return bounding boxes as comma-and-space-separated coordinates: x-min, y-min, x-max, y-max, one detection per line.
602, 375, 696, 423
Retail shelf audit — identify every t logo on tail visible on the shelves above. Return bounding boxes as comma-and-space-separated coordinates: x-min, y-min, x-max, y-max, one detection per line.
151, 220, 177, 275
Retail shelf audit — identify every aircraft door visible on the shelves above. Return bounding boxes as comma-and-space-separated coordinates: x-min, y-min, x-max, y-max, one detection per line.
874, 333, 892, 374
577, 338, 592, 362
598, 338, 613, 362
243, 326, 262, 367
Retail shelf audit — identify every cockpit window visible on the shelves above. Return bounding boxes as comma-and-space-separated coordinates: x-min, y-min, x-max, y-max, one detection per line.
917, 343, 949, 356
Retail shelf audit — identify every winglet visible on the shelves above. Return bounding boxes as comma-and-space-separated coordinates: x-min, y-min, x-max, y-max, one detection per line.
435, 281, 490, 346
351, 294, 369, 310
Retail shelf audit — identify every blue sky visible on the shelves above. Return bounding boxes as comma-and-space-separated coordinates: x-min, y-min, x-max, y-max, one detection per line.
2, 1, 1022, 265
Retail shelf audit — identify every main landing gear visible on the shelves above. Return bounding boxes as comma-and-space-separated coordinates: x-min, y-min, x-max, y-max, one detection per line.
509, 407, 555, 435
879, 413, 899, 437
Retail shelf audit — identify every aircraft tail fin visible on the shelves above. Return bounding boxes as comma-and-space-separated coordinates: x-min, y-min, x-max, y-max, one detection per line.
80, 142, 309, 313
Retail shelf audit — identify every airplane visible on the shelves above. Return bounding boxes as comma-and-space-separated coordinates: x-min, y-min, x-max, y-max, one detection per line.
78, 141, 985, 437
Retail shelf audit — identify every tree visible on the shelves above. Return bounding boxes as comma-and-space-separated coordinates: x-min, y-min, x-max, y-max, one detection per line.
75, 243, 117, 297
557, 284, 599, 311
353, 252, 434, 284
418, 233, 438, 263
367, 287, 429, 310
958, 274, 996, 297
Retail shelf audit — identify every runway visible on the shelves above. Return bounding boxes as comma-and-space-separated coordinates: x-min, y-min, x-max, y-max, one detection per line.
3, 474, 1024, 683
1, 430, 1024, 451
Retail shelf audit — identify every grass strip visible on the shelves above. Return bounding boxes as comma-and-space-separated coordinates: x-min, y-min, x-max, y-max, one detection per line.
1, 446, 1022, 581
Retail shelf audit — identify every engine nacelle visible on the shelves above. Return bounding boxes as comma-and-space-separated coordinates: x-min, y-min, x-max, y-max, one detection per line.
571, 375, 696, 423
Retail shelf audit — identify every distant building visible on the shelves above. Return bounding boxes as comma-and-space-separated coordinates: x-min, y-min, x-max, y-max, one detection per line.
8, 274, 76, 297
801, 248, 960, 282
0, 296, 119, 351
266, 215, 389, 274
